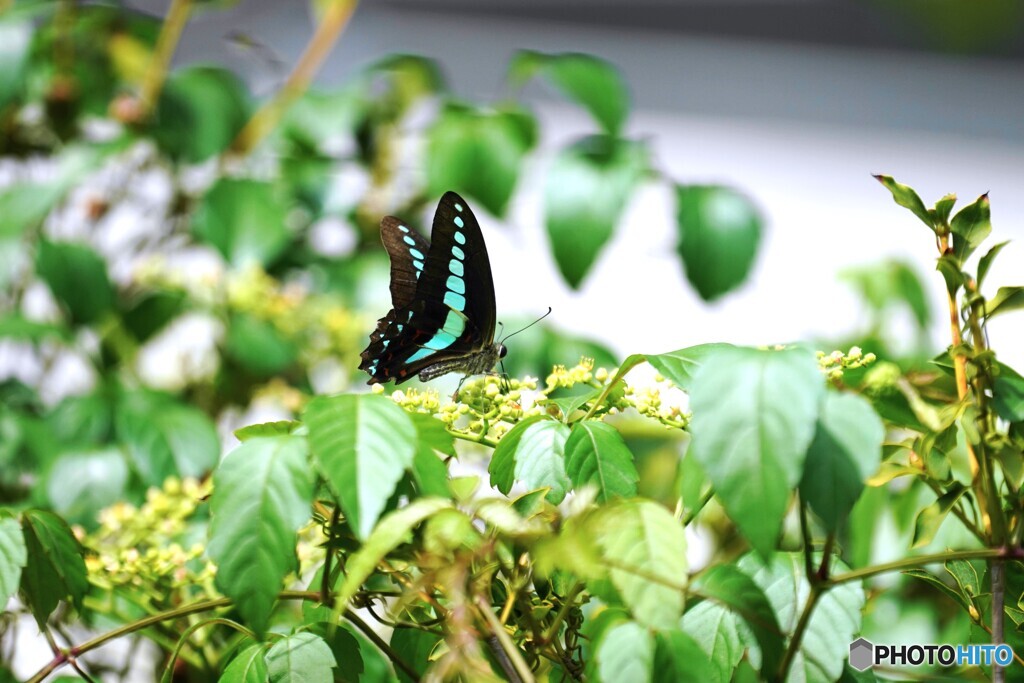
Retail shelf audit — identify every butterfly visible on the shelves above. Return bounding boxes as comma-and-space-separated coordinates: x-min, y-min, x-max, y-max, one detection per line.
359, 191, 506, 386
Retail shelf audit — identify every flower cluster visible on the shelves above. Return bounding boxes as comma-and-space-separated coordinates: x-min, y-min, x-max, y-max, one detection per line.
82, 477, 215, 592
546, 357, 595, 391
817, 346, 877, 381
624, 375, 689, 428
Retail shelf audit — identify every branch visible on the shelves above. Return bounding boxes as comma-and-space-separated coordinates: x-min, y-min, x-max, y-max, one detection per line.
138, 0, 194, 117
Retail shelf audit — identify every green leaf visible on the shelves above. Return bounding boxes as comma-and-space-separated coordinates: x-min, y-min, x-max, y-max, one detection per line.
225, 313, 298, 375
0, 513, 26, 607
545, 135, 646, 289
0, 17, 32, 108
426, 103, 535, 217
680, 601, 745, 683
675, 185, 763, 301
647, 343, 735, 390
874, 175, 933, 229
564, 421, 637, 502
738, 553, 864, 683
911, 482, 967, 548
509, 51, 628, 135
653, 629, 717, 683
978, 240, 1009, 289
390, 628, 441, 683
840, 260, 930, 329
155, 66, 250, 163
334, 498, 451, 612
490, 415, 549, 494
220, 643, 268, 683
692, 564, 784, 677
945, 558, 981, 600
595, 621, 654, 683
306, 623, 364, 683
234, 421, 299, 441
902, 569, 971, 612
207, 437, 313, 634
993, 363, 1024, 423
688, 347, 824, 557
116, 391, 219, 486
0, 315, 70, 343
799, 393, 884, 532
950, 193, 991, 262
266, 632, 336, 683
933, 193, 957, 227
987, 286, 1024, 320
304, 394, 417, 539
409, 412, 455, 457
513, 420, 572, 504
20, 509, 89, 626
192, 179, 290, 267
46, 448, 128, 527
588, 499, 688, 629
35, 241, 115, 325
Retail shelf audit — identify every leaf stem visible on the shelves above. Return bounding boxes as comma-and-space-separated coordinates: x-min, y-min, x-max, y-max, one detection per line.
138, 0, 193, 117
580, 354, 646, 422
828, 547, 1010, 586
542, 582, 583, 644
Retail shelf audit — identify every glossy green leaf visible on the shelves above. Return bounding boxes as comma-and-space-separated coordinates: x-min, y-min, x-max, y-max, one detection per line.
977, 240, 1009, 289
738, 553, 864, 683
116, 391, 219, 486
692, 564, 784, 676
334, 498, 451, 612
225, 313, 298, 375
911, 483, 967, 549
647, 343, 735, 390
426, 103, 535, 217
192, 179, 290, 267
509, 51, 628, 135
304, 394, 417, 539
987, 286, 1024, 320
207, 437, 313, 634
266, 632, 336, 683
20, 509, 89, 626
993, 364, 1024, 423
564, 421, 638, 502
0, 513, 26, 607
36, 241, 115, 325
489, 416, 547, 494
680, 600, 745, 683
545, 136, 646, 288
595, 621, 654, 683
589, 499, 688, 629
220, 643, 268, 683
653, 629, 717, 683
675, 185, 763, 301
874, 175, 932, 229
155, 66, 250, 162
799, 393, 884, 532
391, 628, 440, 683
950, 193, 991, 262
46, 448, 128, 527
688, 346, 823, 557
513, 420, 572, 504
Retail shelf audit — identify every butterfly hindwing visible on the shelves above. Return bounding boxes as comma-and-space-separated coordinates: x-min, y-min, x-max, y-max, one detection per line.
360, 192, 499, 385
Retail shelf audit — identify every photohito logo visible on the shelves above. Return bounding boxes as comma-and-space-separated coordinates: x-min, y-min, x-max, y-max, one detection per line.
849, 637, 1014, 671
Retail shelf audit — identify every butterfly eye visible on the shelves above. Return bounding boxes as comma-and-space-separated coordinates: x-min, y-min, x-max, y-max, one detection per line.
498, 344, 508, 359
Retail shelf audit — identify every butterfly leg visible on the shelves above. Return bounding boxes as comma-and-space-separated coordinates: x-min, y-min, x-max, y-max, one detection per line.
452, 373, 470, 402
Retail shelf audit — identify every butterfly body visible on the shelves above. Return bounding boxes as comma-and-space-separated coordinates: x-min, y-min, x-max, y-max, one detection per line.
359, 192, 505, 386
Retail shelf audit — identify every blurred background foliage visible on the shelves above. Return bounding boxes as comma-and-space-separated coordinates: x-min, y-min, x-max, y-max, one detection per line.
0, 0, 1009, 679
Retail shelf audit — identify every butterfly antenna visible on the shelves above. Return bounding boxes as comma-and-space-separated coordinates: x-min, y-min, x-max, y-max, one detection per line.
499, 307, 553, 344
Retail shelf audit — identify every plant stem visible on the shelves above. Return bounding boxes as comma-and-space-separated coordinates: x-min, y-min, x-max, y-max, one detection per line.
992, 559, 1006, 683
475, 595, 533, 683
681, 487, 715, 526
777, 585, 820, 682
581, 354, 646, 422
229, 0, 358, 157
138, 0, 193, 117
542, 582, 583, 645
828, 548, 1008, 586
344, 610, 421, 681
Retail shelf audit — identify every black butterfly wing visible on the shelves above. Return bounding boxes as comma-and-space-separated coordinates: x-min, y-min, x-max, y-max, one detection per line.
360, 192, 498, 385
379, 216, 430, 310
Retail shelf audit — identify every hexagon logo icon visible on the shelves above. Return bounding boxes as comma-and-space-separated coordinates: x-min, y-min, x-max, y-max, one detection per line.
849, 637, 874, 672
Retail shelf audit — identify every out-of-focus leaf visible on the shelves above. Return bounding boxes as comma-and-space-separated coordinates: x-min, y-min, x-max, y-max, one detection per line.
192, 179, 290, 268
155, 66, 250, 162
912, 483, 967, 548
225, 313, 298, 375
36, 240, 115, 325
306, 623, 364, 683
874, 175, 932, 229
46, 448, 128, 527
595, 621, 654, 682
20, 509, 89, 627
390, 627, 440, 683
977, 240, 1009, 289
688, 346, 823, 557
0, 316, 70, 343
122, 291, 186, 342
545, 136, 647, 289
426, 103, 535, 217
993, 363, 1024, 423
509, 51, 629, 135
500, 324, 617, 379
0, 17, 32, 108
234, 421, 299, 441
304, 394, 417, 539
653, 629, 717, 683
840, 260, 930, 329
950, 193, 991, 262
647, 343, 735, 390
266, 632, 336, 683
220, 643, 268, 683
0, 513, 26, 608
207, 437, 313, 634
987, 286, 1024, 320
679, 600, 745, 683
